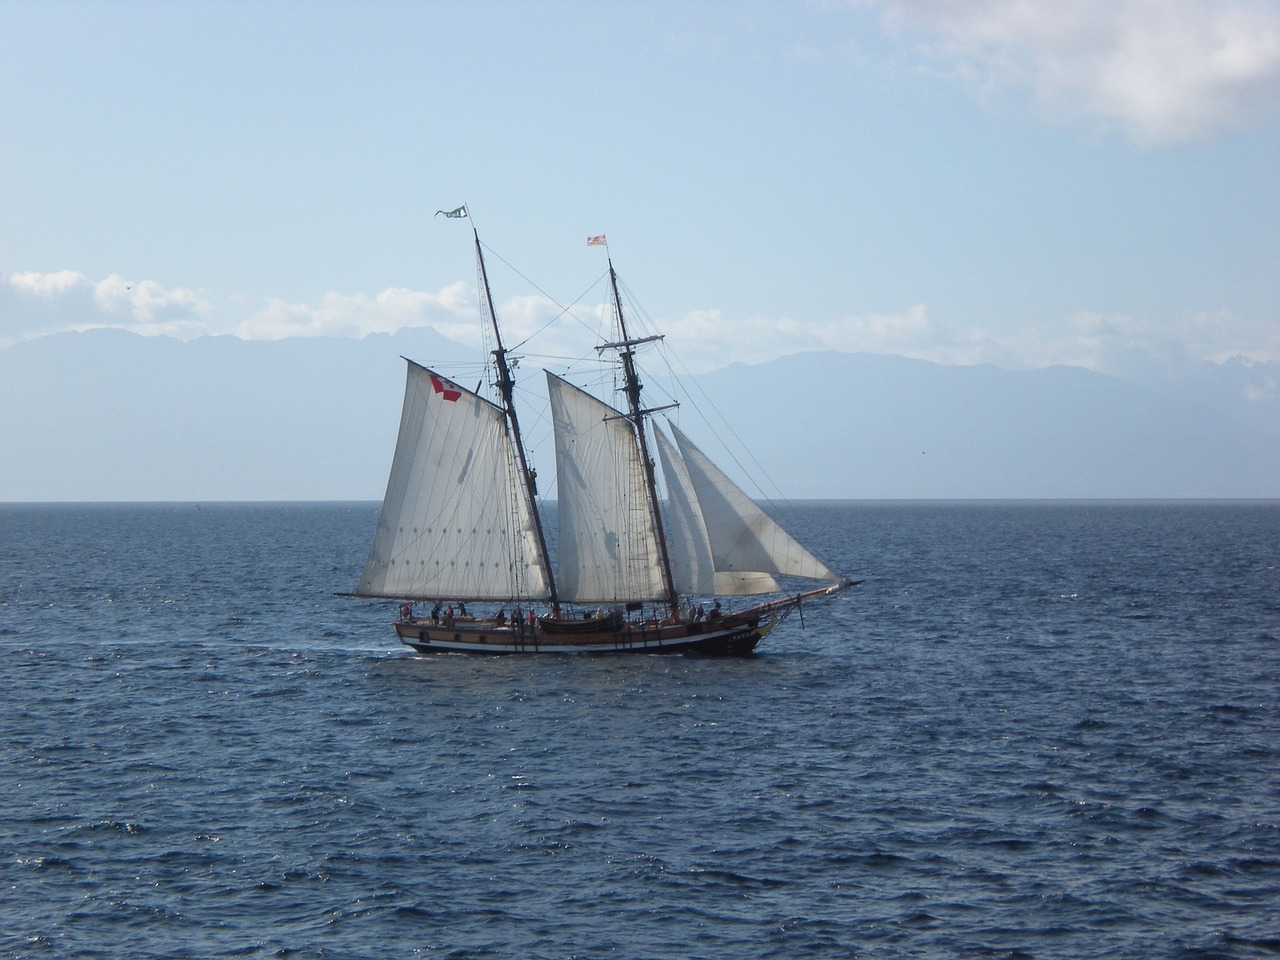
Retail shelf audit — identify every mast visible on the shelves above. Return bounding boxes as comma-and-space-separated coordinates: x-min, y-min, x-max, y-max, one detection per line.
604, 259, 681, 617
473, 226, 561, 614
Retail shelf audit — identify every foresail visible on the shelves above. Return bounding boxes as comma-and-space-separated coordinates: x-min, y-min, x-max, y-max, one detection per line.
546, 372, 667, 604
356, 362, 549, 601
668, 421, 840, 585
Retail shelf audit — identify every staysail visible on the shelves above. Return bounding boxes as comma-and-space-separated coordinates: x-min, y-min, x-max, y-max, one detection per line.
666, 420, 841, 588
355, 361, 550, 601
546, 371, 667, 604
652, 427, 776, 595
653, 426, 717, 594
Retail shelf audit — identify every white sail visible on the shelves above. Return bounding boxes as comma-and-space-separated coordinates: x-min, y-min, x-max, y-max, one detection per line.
655, 426, 783, 596
654, 426, 716, 594
668, 421, 840, 585
356, 362, 549, 600
546, 372, 667, 603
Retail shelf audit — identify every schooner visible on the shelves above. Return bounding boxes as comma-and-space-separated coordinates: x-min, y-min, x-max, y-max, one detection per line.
351, 211, 852, 654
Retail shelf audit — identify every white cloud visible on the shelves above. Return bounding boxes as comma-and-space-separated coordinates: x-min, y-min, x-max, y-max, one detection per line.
2, 270, 213, 346
658, 303, 1077, 372
1000, 308, 1280, 378
6, 270, 1274, 385
9, 269, 90, 297
233, 282, 476, 341
92, 274, 212, 338
660, 304, 938, 370
655, 301, 1279, 377
3, 271, 95, 346
858, 0, 1280, 143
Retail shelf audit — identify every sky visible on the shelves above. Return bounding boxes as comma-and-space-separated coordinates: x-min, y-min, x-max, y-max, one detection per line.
2, 0, 1279, 381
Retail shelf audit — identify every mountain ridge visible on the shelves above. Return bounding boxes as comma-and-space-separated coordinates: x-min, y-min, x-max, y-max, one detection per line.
1, 330, 1276, 501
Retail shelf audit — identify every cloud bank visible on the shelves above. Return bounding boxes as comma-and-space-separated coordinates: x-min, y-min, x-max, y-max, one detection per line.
859, 0, 1280, 143
5, 270, 1275, 383
3, 271, 212, 346
658, 302, 1279, 380
232, 283, 476, 341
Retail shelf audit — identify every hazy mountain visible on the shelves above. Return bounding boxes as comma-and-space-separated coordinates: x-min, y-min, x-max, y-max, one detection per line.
1150, 356, 1280, 440
0, 328, 474, 502
1, 330, 1276, 501
668, 352, 1278, 499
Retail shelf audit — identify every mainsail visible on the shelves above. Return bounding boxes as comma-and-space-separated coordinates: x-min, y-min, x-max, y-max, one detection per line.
546, 372, 667, 604
355, 361, 549, 601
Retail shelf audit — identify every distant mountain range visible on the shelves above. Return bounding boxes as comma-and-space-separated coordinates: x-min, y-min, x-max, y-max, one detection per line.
1, 328, 1276, 501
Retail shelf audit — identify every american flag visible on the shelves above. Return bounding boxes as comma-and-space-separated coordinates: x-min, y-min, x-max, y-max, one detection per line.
587, 234, 607, 246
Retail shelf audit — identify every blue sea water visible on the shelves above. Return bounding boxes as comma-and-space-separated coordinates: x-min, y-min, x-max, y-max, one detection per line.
1, 501, 1277, 959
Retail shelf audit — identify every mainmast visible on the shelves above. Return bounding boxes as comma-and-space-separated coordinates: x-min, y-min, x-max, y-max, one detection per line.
601, 259, 681, 617
473, 226, 561, 614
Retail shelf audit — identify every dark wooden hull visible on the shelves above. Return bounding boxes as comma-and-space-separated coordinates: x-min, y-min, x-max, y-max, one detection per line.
393, 612, 774, 656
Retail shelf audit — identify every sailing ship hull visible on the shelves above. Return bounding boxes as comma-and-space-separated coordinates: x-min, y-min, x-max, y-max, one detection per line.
393, 612, 775, 656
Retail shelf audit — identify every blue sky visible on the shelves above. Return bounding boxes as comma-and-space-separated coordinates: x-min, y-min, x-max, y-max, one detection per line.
3, 0, 1278, 379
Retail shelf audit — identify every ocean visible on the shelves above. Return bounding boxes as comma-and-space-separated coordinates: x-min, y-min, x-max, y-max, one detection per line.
1, 501, 1276, 959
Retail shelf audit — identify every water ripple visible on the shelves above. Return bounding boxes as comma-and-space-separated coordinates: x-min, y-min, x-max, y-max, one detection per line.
1, 502, 1278, 959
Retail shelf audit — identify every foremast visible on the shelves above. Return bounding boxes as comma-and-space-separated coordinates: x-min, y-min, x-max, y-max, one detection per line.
473, 225, 561, 615
597, 259, 681, 619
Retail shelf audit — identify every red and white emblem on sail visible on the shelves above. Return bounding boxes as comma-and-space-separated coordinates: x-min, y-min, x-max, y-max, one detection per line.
430, 373, 462, 402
